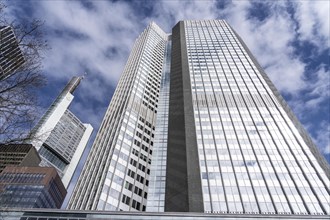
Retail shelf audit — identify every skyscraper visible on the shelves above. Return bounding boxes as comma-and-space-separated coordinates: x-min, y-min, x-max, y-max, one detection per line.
0, 26, 25, 80
68, 23, 167, 211
30, 76, 93, 188
68, 20, 330, 217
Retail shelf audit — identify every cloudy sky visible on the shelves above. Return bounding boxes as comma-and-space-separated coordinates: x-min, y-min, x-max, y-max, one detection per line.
5, 0, 329, 204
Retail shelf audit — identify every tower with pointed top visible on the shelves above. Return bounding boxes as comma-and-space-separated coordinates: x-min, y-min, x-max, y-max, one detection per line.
30, 76, 93, 188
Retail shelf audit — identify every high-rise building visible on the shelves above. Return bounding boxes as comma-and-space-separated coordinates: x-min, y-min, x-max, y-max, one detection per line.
68, 23, 167, 211
0, 144, 41, 173
0, 166, 66, 209
68, 20, 330, 217
0, 26, 25, 80
30, 76, 93, 188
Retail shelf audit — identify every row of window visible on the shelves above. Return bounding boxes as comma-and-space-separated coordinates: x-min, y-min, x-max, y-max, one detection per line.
134, 139, 152, 155
124, 181, 148, 199
129, 156, 150, 174
127, 169, 149, 186
0, 173, 45, 184
121, 194, 146, 211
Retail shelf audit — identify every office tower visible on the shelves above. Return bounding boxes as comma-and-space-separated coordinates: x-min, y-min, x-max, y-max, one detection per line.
0, 26, 25, 80
30, 76, 93, 188
0, 144, 41, 173
68, 20, 330, 217
68, 22, 168, 211
0, 166, 66, 208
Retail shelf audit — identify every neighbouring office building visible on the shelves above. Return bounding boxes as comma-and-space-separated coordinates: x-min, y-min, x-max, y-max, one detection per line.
0, 144, 41, 173
67, 20, 330, 217
1, 209, 329, 220
0, 166, 66, 209
0, 26, 25, 80
30, 76, 93, 188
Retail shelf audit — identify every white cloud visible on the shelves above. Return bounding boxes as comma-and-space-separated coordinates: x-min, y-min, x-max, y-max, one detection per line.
305, 66, 330, 108
312, 121, 330, 155
294, 0, 330, 47
221, 1, 309, 94
36, 0, 141, 84
6, 0, 329, 156
140, 0, 219, 32
31, 0, 327, 97
28, 0, 328, 152
286, 65, 329, 111
5, 0, 329, 204
19, 0, 144, 129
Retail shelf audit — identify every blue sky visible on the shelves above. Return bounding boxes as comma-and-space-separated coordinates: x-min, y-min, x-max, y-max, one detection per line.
5, 0, 329, 203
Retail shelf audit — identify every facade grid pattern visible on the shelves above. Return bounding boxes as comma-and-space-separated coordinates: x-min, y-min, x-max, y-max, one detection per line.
185, 20, 329, 215
30, 76, 92, 188
0, 166, 66, 209
0, 26, 25, 80
67, 20, 329, 217
68, 22, 168, 211
0, 144, 41, 173
146, 38, 171, 212
39, 109, 87, 177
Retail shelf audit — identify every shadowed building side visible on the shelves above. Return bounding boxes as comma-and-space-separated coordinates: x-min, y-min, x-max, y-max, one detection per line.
0, 144, 41, 173
165, 21, 203, 212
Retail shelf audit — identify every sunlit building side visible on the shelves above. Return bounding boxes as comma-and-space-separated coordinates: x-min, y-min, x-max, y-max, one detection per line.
68, 20, 330, 217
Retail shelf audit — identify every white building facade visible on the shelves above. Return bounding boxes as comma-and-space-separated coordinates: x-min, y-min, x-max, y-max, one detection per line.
68, 22, 168, 211
164, 20, 329, 215
30, 76, 93, 188
68, 20, 330, 217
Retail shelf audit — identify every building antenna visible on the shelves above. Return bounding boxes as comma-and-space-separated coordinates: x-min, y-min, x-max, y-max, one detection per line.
81, 72, 88, 80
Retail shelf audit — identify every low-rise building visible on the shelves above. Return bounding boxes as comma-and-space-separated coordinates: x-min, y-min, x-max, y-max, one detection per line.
0, 144, 40, 173
0, 166, 66, 209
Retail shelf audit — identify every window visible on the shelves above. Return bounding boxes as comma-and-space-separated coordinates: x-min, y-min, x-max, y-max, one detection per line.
122, 195, 130, 205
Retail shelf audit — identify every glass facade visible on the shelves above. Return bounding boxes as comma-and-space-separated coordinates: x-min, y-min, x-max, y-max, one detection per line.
39, 109, 87, 177
68, 20, 329, 217
0, 167, 66, 209
146, 38, 171, 212
184, 20, 329, 215
68, 22, 169, 211
30, 76, 93, 188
